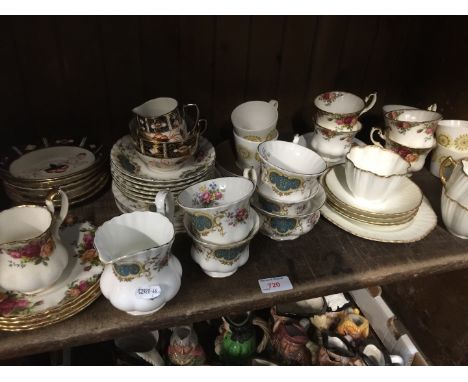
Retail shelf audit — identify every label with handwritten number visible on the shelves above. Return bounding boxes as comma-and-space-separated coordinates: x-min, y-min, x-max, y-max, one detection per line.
135, 285, 162, 300
258, 276, 293, 294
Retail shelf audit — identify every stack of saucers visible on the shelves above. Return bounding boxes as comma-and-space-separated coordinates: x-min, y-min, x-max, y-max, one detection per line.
320, 145, 437, 243
248, 140, 327, 241
178, 176, 260, 278
0, 137, 108, 206
110, 135, 215, 233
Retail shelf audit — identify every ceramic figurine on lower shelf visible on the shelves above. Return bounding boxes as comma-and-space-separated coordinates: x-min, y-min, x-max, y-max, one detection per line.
167, 326, 206, 366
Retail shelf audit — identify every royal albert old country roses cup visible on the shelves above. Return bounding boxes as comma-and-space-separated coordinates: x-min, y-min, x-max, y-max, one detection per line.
384, 109, 442, 149
0, 189, 69, 293
314, 91, 377, 131
177, 177, 256, 245
254, 140, 327, 203
345, 145, 410, 202
231, 100, 278, 141
95, 191, 182, 315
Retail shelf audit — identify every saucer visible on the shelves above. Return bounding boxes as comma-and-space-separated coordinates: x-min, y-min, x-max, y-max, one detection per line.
0, 220, 103, 326
321, 197, 437, 243
323, 165, 423, 217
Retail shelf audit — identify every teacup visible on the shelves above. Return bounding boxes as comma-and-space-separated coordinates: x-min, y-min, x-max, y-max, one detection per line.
308, 122, 362, 163
345, 145, 410, 202
440, 157, 468, 206
251, 185, 325, 241
382, 103, 437, 114
133, 97, 199, 143
96, 191, 183, 315
384, 109, 442, 149
370, 127, 435, 173
430, 143, 468, 178
252, 140, 327, 203
231, 100, 278, 141
185, 209, 260, 278
177, 177, 255, 244
314, 91, 377, 131
0, 189, 69, 293
436, 120, 468, 151
233, 129, 278, 173
441, 189, 468, 239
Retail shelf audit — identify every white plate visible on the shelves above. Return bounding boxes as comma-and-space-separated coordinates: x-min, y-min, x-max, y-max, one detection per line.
110, 135, 215, 182
0, 221, 103, 318
321, 197, 437, 243
324, 164, 423, 215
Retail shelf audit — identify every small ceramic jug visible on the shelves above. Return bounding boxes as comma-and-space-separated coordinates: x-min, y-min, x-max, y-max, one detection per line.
215, 311, 270, 365
0, 189, 69, 293
167, 325, 206, 366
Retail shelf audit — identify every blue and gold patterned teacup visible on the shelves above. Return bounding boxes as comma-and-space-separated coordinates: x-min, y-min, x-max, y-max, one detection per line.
251, 184, 326, 241
254, 141, 327, 203
177, 177, 255, 245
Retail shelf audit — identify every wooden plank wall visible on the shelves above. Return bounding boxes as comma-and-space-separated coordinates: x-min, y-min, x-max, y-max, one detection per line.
0, 15, 463, 148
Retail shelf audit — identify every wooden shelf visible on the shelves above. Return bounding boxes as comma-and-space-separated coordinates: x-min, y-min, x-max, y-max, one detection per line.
1, 169, 467, 360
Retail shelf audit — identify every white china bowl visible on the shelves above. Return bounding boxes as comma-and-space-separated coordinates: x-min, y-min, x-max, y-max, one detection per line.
441, 190, 468, 239
185, 209, 260, 278
345, 145, 410, 202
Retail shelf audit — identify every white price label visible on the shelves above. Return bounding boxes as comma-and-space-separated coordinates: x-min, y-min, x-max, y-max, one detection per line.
135, 285, 162, 300
258, 276, 293, 294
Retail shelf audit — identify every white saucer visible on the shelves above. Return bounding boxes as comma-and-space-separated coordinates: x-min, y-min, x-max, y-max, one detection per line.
321, 197, 437, 243
324, 164, 423, 215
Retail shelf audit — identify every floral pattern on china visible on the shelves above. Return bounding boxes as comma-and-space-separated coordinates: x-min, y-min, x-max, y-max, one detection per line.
192, 182, 225, 207
387, 110, 437, 138
318, 92, 344, 106
0, 218, 103, 318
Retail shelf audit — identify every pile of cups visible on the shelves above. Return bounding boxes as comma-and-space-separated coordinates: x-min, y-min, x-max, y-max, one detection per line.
232, 100, 279, 173
177, 176, 260, 278
371, 104, 440, 173
310, 91, 377, 163
247, 140, 327, 241
440, 156, 468, 239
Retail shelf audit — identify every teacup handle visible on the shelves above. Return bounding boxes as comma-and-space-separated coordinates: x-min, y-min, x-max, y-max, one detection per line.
292, 134, 300, 144
45, 189, 69, 238
370, 127, 386, 148
439, 156, 457, 186
252, 317, 271, 353
268, 99, 279, 109
196, 118, 208, 136
426, 103, 437, 112
243, 167, 257, 186
182, 103, 200, 131
155, 190, 175, 222
359, 92, 377, 116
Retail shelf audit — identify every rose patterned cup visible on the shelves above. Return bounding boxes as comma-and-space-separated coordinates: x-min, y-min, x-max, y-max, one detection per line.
382, 103, 437, 114
370, 127, 435, 173
177, 177, 256, 245
436, 120, 468, 152
314, 91, 377, 131
0, 189, 69, 293
384, 109, 442, 149
231, 100, 278, 141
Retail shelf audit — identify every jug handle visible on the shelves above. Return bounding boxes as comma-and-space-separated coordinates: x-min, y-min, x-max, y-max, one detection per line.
370, 127, 386, 148
439, 156, 456, 186
243, 167, 257, 186
426, 103, 437, 112
252, 317, 271, 354
45, 189, 69, 238
268, 99, 279, 109
155, 190, 175, 223
359, 92, 377, 117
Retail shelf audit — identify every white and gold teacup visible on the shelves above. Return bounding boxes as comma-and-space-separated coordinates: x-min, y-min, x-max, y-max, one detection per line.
436, 120, 468, 152
233, 129, 278, 172
0, 190, 69, 293
231, 100, 278, 141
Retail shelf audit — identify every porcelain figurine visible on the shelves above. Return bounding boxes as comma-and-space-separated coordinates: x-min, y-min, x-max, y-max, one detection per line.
0, 189, 69, 293
167, 325, 206, 366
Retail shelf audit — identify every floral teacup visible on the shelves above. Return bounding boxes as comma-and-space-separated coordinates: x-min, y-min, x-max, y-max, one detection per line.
314, 91, 377, 131
436, 120, 468, 152
382, 103, 437, 114
231, 100, 278, 141
177, 177, 255, 245
384, 109, 442, 149
252, 140, 327, 203
0, 189, 69, 293
370, 127, 435, 173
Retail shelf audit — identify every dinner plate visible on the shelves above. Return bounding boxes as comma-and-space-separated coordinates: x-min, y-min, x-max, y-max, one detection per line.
324, 165, 423, 216
110, 135, 215, 182
321, 197, 437, 243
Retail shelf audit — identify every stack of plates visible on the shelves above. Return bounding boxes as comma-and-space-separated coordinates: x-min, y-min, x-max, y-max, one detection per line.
320, 164, 437, 243
0, 137, 108, 206
0, 221, 103, 331
110, 135, 216, 233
